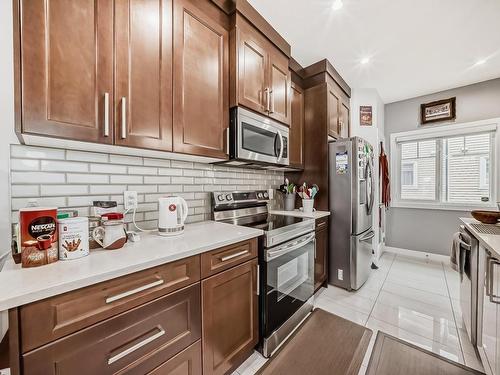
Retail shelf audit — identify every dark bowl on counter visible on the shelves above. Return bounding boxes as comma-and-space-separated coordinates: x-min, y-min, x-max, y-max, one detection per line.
471, 210, 500, 224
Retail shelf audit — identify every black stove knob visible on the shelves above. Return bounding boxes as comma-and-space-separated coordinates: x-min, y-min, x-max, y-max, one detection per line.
263, 191, 269, 199
217, 194, 225, 201
226, 194, 233, 201
257, 192, 263, 199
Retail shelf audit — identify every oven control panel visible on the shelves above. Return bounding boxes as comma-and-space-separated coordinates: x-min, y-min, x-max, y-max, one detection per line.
212, 190, 269, 207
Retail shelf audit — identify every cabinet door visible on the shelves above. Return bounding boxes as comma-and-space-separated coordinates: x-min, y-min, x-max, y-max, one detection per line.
115, 0, 173, 151
289, 81, 304, 168
148, 341, 202, 375
173, 0, 229, 158
268, 50, 291, 125
20, 0, 113, 143
327, 86, 341, 138
315, 219, 328, 291
202, 259, 258, 375
340, 101, 350, 138
236, 23, 268, 115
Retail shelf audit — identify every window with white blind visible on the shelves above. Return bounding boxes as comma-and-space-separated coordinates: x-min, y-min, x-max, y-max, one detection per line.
390, 120, 498, 209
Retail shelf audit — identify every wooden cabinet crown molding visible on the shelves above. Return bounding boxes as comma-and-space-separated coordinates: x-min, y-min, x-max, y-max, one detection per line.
212, 0, 290, 57
301, 59, 351, 98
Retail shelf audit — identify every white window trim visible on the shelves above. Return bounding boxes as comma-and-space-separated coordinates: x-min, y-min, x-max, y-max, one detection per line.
390, 118, 500, 211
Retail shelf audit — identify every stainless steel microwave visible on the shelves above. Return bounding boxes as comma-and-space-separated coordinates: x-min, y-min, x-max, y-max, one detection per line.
227, 107, 289, 167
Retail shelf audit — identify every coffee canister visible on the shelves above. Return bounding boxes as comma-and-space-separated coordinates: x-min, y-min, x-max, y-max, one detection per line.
58, 217, 89, 260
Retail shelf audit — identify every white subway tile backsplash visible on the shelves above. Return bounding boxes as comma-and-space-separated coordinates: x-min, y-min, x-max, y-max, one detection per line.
67, 174, 109, 184
11, 171, 65, 184
10, 145, 283, 228
110, 154, 143, 165
40, 185, 88, 196
110, 175, 143, 184
90, 185, 127, 195
90, 164, 128, 174
144, 176, 171, 184
11, 145, 65, 160
66, 150, 108, 163
11, 185, 39, 197
128, 166, 157, 175
41, 160, 88, 172
10, 159, 40, 171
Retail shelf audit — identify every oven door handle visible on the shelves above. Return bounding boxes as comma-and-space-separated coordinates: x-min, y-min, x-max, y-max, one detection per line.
266, 233, 315, 261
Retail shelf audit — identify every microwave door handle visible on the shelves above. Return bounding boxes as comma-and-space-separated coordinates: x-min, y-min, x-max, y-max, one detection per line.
277, 130, 284, 161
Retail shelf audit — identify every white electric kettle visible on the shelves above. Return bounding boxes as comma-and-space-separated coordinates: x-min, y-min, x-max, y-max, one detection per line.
158, 196, 188, 236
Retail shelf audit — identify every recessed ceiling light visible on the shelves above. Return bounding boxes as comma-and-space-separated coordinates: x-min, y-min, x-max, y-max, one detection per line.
361, 57, 370, 65
474, 59, 487, 66
332, 0, 343, 11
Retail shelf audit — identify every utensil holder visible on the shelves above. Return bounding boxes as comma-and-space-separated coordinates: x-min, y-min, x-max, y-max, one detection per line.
284, 194, 296, 211
302, 199, 315, 214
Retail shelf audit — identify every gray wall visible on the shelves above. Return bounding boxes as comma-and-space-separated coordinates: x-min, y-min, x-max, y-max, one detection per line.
385, 78, 500, 255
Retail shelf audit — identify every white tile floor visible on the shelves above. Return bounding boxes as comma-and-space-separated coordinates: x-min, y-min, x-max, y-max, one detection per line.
233, 248, 485, 375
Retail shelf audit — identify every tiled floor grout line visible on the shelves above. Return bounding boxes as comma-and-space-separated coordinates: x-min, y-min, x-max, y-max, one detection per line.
365, 252, 398, 324
441, 261, 466, 362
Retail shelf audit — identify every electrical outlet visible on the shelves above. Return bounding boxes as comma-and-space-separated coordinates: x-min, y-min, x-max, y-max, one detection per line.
124, 191, 138, 210
338, 269, 344, 281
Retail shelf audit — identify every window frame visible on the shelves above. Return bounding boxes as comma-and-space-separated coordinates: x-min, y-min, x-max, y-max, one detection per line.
390, 118, 499, 211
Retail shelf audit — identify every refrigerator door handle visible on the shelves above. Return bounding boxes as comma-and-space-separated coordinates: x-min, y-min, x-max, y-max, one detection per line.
359, 230, 375, 242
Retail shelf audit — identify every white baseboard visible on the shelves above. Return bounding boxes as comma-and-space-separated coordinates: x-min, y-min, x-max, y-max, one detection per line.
384, 246, 450, 263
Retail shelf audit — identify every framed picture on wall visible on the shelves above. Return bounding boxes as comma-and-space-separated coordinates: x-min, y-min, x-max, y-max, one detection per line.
420, 97, 456, 124
360, 106, 373, 126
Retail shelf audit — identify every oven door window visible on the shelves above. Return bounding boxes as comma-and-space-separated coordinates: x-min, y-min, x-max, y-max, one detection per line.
242, 122, 278, 157
265, 238, 314, 336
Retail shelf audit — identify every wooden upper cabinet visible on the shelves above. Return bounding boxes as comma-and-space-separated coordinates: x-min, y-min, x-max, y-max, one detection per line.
114, 0, 173, 151
173, 0, 229, 159
231, 15, 291, 126
327, 85, 341, 138
19, 0, 113, 143
289, 81, 304, 168
202, 259, 258, 375
268, 51, 291, 124
235, 26, 268, 115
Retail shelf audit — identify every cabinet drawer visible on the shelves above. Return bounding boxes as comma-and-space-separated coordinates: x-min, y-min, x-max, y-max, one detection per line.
316, 217, 328, 231
148, 340, 202, 375
21, 255, 200, 352
23, 284, 201, 375
201, 239, 257, 278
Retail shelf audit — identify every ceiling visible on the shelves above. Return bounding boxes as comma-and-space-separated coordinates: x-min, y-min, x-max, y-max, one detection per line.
248, 0, 500, 103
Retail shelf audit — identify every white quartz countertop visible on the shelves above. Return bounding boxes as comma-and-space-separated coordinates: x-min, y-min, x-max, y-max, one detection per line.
0, 221, 263, 311
461, 217, 500, 258
269, 209, 331, 220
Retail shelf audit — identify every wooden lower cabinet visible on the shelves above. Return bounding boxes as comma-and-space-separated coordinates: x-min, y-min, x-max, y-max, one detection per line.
202, 259, 259, 375
22, 284, 201, 375
314, 218, 329, 291
149, 340, 202, 375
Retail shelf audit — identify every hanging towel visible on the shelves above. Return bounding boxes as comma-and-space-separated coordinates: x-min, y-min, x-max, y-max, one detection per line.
450, 232, 461, 273
379, 142, 391, 208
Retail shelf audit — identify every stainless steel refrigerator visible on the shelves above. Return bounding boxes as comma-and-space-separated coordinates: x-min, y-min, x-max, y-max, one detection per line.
329, 137, 375, 290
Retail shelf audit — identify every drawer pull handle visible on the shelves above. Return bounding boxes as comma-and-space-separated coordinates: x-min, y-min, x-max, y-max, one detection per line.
105, 279, 164, 304
220, 250, 249, 262
108, 326, 166, 365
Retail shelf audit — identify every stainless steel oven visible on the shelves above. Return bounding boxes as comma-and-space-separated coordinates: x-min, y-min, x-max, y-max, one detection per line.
228, 107, 289, 166
260, 232, 315, 357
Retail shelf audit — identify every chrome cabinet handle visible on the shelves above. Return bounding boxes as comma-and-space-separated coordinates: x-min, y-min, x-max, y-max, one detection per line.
104, 92, 110, 137
256, 264, 260, 296
220, 250, 249, 262
265, 88, 270, 112
490, 259, 500, 304
121, 97, 127, 139
105, 279, 164, 304
269, 90, 274, 114
107, 326, 165, 365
